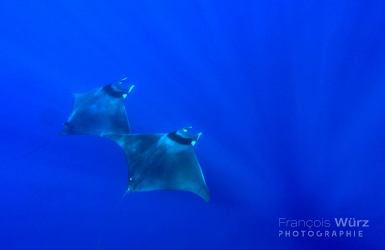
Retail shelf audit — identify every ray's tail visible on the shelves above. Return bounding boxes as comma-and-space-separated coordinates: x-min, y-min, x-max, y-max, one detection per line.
0, 133, 59, 164
97, 189, 131, 250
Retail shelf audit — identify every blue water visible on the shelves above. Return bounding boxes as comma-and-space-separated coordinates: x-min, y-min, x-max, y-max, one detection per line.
1, 1, 385, 249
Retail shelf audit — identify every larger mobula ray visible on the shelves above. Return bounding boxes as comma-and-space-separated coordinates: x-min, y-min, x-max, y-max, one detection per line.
104, 127, 210, 202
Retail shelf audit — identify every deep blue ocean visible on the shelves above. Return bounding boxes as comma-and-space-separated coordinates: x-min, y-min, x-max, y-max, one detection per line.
1, 1, 385, 249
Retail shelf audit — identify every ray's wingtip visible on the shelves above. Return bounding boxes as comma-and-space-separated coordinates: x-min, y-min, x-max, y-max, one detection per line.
68, 89, 78, 96
202, 193, 211, 203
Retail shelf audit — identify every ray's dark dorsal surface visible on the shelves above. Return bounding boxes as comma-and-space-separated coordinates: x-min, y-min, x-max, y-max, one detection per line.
61, 78, 134, 136
104, 127, 210, 202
